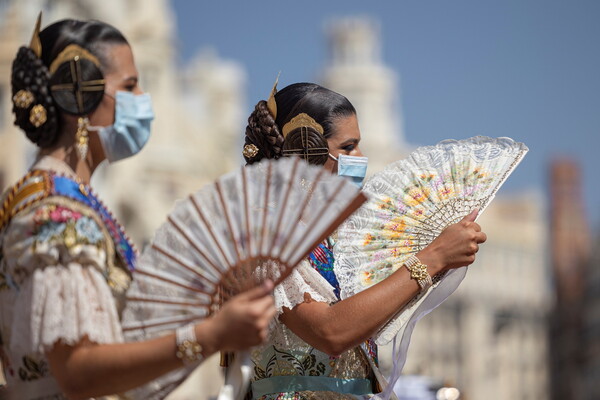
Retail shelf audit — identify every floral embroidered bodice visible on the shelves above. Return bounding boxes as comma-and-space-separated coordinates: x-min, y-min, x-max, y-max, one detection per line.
0, 156, 133, 399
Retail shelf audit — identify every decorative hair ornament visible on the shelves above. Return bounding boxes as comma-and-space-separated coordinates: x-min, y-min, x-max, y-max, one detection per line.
29, 104, 47, 127
76, 117, 90, 160
266, 72, 280, 119
13, 90, 35, 109
48, 44, 106, 115
48, 44, 102, 74
282, 113, 324, 138
243, 143, 259, 159
29, 12, 42, 58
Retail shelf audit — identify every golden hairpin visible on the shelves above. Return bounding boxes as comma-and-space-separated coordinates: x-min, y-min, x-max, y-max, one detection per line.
266, 72, 280, 119
29, 12, 42, 58
282, 113, 324, 138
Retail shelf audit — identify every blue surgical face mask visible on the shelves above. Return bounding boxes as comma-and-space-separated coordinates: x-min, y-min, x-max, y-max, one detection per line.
90, 91, 154, 162
329, 153, 368, 188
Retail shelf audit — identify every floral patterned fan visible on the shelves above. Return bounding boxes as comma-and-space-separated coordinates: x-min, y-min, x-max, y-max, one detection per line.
334, 136, 527, 399
337, 139, 526, 347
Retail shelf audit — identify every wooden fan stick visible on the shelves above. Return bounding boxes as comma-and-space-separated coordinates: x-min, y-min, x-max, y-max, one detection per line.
276, 165, 328, 262
151, 233, 219, 283
190, 195, 235, 272
289, 180, 368, 267
215, 180, 244, 265
166, 215, 223, 276
258, 161, 273, 256
242, 165, 252, 256
264, 189, 367, 288
269, 157, 301, 258
134, 268, 213, 296
240, 166, 255, 294
126, 297, 205, 308
123, 315, 201, 332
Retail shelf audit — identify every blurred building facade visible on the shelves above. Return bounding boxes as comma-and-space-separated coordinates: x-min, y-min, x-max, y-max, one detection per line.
549, 160, 593, 400
0, 3, 552, 399
582, 234, 600, 400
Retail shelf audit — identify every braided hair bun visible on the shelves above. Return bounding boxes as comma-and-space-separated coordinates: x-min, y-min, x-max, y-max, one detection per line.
10, 18, 128, 148
11, 46, 59, 147
244, 100, 284, 164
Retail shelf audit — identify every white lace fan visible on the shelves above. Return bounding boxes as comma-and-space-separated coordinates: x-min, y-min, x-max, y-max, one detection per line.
121, 157, 366, 399
334, 136, 527, 398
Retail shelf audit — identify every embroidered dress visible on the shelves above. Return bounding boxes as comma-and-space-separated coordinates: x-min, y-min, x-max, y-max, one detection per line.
0, 157, 134, 400
247, 239, 381, 400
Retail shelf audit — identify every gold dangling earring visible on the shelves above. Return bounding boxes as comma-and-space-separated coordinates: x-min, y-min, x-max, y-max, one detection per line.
76, 117, 89, 161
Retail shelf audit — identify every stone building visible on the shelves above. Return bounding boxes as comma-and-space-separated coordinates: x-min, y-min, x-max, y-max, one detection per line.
582, 233, 600, 400
549, 159, 592, 400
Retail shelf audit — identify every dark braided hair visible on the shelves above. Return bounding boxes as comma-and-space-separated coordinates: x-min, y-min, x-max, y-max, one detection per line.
244, 100, 284, 162
11, 47, 57, 147
243, 83, 356, 165
11, 19, 127, 148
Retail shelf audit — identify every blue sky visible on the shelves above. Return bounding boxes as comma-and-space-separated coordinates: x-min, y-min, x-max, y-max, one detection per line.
172, 0, 600, 229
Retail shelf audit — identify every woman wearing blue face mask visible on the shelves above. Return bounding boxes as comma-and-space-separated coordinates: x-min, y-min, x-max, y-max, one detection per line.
0, 15, 276, 400
242, 82, 487, 399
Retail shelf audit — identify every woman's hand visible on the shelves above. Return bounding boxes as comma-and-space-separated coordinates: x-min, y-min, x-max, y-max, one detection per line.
417, 209, 487, 274
200, 281, 276, 353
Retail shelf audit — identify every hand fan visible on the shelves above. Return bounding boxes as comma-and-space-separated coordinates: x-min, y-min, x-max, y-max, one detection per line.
333, 136, 527, 399
120, 156, 366, 399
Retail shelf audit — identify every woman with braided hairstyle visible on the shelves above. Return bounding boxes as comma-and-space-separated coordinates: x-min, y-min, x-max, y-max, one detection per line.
0, 15, 276, 400
242, 82, 487, 399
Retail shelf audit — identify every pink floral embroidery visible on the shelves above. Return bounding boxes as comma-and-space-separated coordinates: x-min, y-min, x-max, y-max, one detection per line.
49, 206, 81, 223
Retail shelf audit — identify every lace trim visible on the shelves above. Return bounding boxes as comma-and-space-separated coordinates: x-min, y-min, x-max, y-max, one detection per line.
261, 261, 337, 350
12, 263, 124, 354
273, 260, 337, 315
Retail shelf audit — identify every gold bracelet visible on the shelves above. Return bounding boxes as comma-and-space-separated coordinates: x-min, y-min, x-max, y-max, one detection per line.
403, 255, 433, 291
175, 324, 204, 366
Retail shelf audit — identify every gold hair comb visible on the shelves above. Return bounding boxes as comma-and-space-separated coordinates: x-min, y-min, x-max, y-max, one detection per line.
49, 44, 102, 74
282, 113, 324, 138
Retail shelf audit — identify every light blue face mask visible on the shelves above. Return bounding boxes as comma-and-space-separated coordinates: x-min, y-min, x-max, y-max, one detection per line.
90, 91, 154, 162
329, 153, 368, 188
